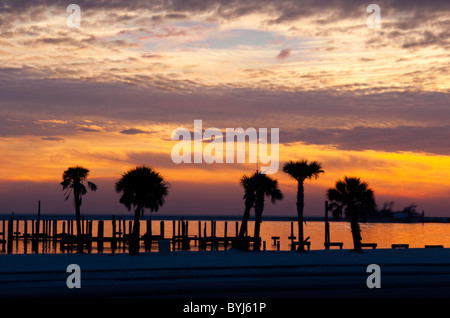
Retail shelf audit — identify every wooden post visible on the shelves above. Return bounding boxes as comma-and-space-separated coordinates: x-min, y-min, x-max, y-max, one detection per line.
7, 219, 13, 254
53, 220, 58, 242
178, 220, 182, 249
14, 219, 19, 250
147, 219, 152, 236
48, 219, 52, 238
1, 219, 5, 252
145, 219, 152, 251
325, 200, 330, 250
125, 220, 131, 252
23, 220, 28, 254
111, 216, 117, 251
118, 218, 122, 247
97, 220, 104, 253
37, 201, 41, 234
277, 240, 280, 251
85, 220, 92, 252
181, 221, 189, 251
15, 219, 20, 238
160, 221, 165, 239
235, 221, 239, 237
198, 221, 201, 239
47, 219, 51, 240
289, 221, 296, 250
32, 220, 39, 253
87, 220, 91, 236
24, 220, 28, 241
43, 219, 48, 251
172, 220, 176, 250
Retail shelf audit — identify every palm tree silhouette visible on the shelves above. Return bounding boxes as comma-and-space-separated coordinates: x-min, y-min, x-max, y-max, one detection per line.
61, 166, 97, 252
252, 171, 283, 251
327, 176, 376, 252
283, 160, 324, 251
238, 173, 256, 241
115, 166, 169, 255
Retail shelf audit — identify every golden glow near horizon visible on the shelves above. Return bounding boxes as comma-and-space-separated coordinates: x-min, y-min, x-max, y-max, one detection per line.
1, 2, 450, 213
1, 127, 449, 202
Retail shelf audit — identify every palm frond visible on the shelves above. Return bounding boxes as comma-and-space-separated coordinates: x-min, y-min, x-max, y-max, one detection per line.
115, 165, 169, 215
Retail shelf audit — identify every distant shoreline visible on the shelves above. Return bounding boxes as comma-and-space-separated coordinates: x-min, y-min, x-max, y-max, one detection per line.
0, 213, 448, 223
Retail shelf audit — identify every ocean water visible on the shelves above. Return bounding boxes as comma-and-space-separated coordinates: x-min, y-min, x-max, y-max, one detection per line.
1, 217, 449, 254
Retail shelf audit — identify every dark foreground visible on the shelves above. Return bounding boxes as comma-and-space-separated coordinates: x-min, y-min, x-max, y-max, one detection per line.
1, 249, 450, 298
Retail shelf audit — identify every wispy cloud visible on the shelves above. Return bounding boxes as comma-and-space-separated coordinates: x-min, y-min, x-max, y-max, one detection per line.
120, 128, 153, 135
77, 124, 104, 133
41, 136, 65, 141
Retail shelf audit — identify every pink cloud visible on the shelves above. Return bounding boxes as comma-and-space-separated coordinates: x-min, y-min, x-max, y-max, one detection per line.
277, 48, 291, 59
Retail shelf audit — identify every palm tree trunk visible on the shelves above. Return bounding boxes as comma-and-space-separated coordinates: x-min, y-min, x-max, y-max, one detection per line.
130, 207, 141, 255
235, 204, 252, 250
238, 205, 251, 238
253, 212, 261, 251
349, 207, 362, 252
296, 181, 305, 252
253, 189, 264, 251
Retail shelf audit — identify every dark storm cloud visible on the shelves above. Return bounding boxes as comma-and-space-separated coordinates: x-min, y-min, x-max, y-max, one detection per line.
2, 0, 450, 24
2, 0, 449, 54
1, 65, 449, 157
282, 125, 450, 156
1, 66, 449, 122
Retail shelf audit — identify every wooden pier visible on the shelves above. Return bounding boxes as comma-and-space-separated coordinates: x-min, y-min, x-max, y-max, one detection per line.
2, 210, 433, 254
0, 217, 265, 254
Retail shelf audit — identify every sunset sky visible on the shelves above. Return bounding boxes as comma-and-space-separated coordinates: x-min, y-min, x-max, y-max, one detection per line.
1, 0, 449, 217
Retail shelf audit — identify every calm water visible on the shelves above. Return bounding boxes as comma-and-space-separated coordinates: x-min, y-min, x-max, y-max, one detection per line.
1, 218, 449, 254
